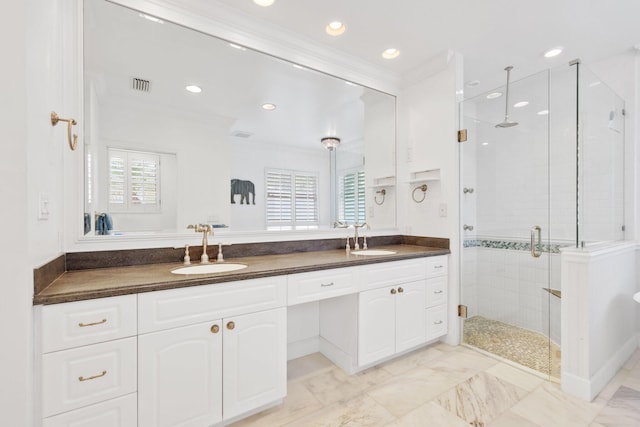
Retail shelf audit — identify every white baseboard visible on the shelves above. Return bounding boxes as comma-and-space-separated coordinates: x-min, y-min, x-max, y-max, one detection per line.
318, 336, 357, 374
287, 337, 319, 361
562, 335, 638, 401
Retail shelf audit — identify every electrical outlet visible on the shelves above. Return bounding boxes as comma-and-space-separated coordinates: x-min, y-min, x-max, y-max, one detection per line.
368, 206, 375, 218
439, 203, 447, 217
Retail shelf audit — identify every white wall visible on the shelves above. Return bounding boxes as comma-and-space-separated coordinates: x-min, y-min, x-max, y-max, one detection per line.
230, 140, 331, 231
1, 0, 72, 424
95, 100, 232, 232
561, 242, 637, 401
0, 2, 31, 425
397, 52, 462, 345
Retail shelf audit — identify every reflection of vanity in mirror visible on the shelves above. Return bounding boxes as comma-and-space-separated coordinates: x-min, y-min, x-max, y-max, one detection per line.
82, 0, 396, 238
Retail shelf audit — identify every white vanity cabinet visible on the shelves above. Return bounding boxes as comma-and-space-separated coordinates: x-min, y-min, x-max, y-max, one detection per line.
358, 280, 426, 366
425, 256, 449, 340
37, 295, 138, 427
137, 276, 287, 427
138, 320, 223, 427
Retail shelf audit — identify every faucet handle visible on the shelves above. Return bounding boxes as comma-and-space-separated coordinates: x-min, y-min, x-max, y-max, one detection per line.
183, 244, 191, 265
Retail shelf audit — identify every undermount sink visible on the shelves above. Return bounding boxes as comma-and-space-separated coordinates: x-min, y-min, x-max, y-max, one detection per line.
171, 263, 248, 275
352, 250, 397, 256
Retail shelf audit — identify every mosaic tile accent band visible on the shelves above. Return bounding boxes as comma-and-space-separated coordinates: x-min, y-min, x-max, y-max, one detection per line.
463, 238, 563, 254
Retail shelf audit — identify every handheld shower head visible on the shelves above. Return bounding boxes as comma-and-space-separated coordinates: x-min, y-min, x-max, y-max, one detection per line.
495, 66, 518, 128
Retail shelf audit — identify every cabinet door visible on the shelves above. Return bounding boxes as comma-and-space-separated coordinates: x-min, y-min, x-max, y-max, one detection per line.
358, 286, 396, 366
223, 308, 287, 420
395, 281, 426, 353
138, 320, 223, 427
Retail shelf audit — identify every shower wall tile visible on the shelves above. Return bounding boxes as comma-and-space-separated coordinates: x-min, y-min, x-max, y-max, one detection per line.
463, 246, 561, 345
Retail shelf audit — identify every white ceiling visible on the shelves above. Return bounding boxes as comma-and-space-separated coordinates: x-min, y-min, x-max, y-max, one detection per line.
213, 0, 640, 95
85, 0, 394, 150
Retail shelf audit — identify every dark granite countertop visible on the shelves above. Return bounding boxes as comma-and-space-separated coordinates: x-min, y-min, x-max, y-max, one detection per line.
33, 244, 449, 305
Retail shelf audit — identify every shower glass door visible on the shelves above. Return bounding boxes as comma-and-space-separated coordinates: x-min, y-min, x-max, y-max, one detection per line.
459, 69, 557, 379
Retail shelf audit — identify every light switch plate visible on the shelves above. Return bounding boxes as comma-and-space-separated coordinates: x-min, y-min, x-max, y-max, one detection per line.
38, 193, 50, 220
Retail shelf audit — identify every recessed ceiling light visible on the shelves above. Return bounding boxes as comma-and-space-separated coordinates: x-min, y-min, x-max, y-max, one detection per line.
229, 43, 247, 51
185, 85, 202, 93
382, 48, 400, 59
466, 80, 481, 87
253, 0, 275, 6
486, 92, 502, 99
262, 103, 276, 111
589, 81, 601, 87
139, 13, 164, 24
544, 47, 563, 58
325, 21, 346, 36
482, 142, 489, 146
537, 109, 549, 115
513, 101, 529, 108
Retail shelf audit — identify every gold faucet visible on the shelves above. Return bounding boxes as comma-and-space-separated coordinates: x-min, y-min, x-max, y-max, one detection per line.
353, 222, 369, 250
188, 224, 213, 263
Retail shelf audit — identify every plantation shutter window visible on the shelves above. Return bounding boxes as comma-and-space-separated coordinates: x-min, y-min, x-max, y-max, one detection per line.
108, 148, 161, 212
339, 170, 365, 223
266, 169, 318, 229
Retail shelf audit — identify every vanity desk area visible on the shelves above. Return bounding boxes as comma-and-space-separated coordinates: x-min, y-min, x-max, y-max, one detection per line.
33, 240, 449, 427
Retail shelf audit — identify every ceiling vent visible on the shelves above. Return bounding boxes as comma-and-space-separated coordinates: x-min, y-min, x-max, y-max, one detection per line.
131, 77, 151, 92
231, 130, 253, 139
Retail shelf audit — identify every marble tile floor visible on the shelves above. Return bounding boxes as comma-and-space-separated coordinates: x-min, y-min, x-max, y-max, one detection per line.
230, 344, 640, 427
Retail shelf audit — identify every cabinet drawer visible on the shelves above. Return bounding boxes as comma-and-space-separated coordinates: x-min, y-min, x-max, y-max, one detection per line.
426, 305, 448, 340
360, 259, 427, 290
288, 267, 358, 305
41, 295, 137, 353
426, 275, 447, 308
426, 256, 448, 277
42, 393, 137, 427
138, 276, 286, 334
42, 337, 137, 418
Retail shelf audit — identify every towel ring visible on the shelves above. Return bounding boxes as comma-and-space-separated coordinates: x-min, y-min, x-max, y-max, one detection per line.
51, 111, 78, 151
412, 184, 428, 203
374, 189, 386, 205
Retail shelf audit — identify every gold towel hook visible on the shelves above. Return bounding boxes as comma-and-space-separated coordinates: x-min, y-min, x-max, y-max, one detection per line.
51, 111, 78, 151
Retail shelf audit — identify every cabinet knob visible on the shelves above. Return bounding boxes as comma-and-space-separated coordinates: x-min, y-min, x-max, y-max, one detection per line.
227, 321, 235, 330
210, 324, 220, 334
390, 288, 397, 295
398, 287, 404, 293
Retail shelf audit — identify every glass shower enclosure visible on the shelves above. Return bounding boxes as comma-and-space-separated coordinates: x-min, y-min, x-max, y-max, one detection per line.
459, 62, 625, 381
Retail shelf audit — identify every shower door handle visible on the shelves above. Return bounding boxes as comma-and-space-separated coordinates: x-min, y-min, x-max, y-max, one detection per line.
530, 226, 542, 258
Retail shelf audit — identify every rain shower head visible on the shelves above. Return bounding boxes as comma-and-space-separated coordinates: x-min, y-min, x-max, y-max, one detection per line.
495, 66, 519, 128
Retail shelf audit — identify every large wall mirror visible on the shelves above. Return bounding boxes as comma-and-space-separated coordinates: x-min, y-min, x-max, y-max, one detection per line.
82, 0, 397, 238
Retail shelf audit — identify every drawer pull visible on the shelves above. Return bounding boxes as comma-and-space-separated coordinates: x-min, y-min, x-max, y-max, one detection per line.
390, 288, 397, 295
227, 321, 235, 330
433, 320, 443, 325
78, 370, 107, 382
78, 319, 107, 327
398, 287, 404, 293
434, 290, 444, 294
211, 324, 220, 334
320, 282, 335, 287
434, 265, 444, 269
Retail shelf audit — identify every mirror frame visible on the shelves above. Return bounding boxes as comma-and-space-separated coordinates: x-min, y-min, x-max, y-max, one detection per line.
68, 0, 400, 251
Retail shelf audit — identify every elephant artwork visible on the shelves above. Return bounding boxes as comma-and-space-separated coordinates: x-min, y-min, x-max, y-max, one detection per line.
230, 179, 256, 205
